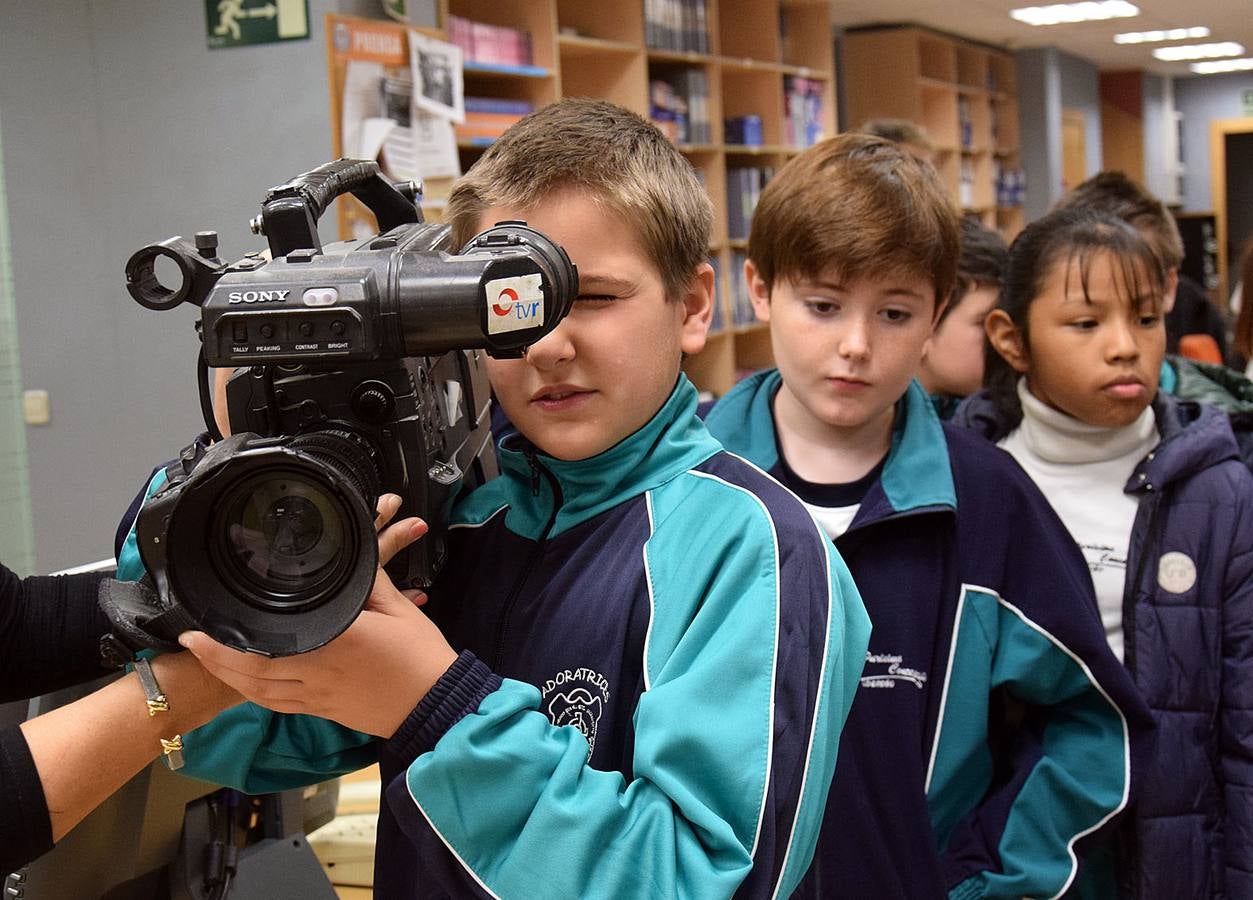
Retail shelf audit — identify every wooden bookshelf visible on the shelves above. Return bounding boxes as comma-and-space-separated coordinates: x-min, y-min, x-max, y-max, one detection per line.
842, 26, 1023, 240
325, 0, 839, 397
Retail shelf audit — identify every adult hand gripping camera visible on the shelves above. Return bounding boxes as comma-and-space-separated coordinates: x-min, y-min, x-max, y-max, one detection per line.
101, 159, 577, 659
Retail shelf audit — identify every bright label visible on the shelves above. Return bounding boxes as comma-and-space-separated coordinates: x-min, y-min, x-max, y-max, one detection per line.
486, 273, 545, 335
205, 0, 309, 50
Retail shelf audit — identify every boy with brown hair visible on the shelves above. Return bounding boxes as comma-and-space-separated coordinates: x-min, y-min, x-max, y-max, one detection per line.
705, 134, 1152, 898
127, 99, 872, 898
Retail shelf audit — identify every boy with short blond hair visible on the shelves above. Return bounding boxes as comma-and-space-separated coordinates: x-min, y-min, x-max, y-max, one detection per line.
127, 99, 871, 898
705, 133, 1152, 898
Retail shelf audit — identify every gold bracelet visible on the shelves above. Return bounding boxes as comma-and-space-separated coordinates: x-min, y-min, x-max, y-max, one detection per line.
134, 658, 185, 770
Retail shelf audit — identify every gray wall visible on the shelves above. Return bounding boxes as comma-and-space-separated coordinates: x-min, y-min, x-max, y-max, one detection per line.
1141, 74, 1173, 204
0, 115, 36, 574
1015, 46, 1103, 221
1174, 71, 1253, 213
1016, 47, 1062, 222
1056, 49, 1103, 179
0, 0, 406, 572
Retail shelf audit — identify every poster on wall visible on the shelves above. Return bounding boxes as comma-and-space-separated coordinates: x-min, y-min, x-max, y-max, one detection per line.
332, 19, 461, 189
204, 0, 309, 49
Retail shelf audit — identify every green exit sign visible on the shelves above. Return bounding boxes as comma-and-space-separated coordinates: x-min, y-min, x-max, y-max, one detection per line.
205, 0, 309, 50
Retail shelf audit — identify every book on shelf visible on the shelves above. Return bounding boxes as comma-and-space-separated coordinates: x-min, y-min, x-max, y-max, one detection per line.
959, 157, 974, 208
708, 254, 725, 334
645, 0, 709, 54
649, 69, 710, 145
995, 163, 1025, 208
729, 249, 755, 327
783, 76, 824, 148
447, 14, 533, 68
957, 96, 973, 149
454, 96, 535, 142
724, 116, 763, 147
726, 165, 774, 240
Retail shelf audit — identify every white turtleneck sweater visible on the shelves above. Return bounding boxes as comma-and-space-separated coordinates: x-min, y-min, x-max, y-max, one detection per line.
997, 380, 1160, 662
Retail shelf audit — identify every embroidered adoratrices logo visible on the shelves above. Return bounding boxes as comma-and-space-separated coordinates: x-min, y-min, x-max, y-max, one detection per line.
860, 651, 928, 690
541, 668, 610, 757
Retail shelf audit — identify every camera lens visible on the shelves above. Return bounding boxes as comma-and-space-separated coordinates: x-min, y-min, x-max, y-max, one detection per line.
214, 468, 354, 610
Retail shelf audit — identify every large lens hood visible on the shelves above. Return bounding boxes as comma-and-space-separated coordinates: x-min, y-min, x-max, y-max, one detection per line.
136, 433, 379, 656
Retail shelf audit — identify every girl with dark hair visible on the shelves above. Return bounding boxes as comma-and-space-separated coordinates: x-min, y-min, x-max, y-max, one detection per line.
955, 208, 1253, 898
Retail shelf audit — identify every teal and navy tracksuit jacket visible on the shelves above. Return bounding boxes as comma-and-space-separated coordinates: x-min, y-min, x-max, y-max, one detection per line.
705, 371, 1154, 899
119, 376, 871, 898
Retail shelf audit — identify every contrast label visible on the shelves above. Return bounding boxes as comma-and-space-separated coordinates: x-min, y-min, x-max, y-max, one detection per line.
485, 273, 544, 335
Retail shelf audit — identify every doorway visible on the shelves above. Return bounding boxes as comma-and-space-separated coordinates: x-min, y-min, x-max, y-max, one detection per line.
1210, 118, 1253, 303
1061, 108, 1087, 193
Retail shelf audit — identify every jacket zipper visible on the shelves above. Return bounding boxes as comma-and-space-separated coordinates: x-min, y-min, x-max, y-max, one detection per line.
491, 452, 563, 668
1118, 486, 1160, 899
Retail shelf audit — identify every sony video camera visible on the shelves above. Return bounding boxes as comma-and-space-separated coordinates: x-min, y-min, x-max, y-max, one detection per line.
101, 159, 576, 658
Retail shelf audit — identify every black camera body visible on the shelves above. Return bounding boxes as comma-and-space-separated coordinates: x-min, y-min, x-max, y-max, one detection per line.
104, 160, 577, 658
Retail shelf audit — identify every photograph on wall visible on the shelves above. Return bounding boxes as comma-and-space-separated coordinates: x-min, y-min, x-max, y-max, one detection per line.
408, 31, 464, 123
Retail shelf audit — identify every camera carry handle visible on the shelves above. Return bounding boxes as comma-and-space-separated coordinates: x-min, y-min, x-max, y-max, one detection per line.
257, 158, 422, 258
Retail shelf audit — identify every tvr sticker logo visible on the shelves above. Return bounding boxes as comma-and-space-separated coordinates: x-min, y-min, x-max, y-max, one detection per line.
486, 273, 545, 335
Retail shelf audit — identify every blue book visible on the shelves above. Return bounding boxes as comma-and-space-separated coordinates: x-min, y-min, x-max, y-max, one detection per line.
464, 97, 535, 115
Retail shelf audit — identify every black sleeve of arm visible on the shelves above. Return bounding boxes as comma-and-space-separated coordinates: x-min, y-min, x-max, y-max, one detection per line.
0, 563, 114, 703
0, 724, 53, 873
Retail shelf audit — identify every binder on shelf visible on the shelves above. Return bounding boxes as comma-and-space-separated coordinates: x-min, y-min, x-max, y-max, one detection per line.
724, 116, 763, 147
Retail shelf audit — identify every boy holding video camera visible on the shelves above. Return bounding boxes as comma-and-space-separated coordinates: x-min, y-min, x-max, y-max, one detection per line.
123, 99, 871, 898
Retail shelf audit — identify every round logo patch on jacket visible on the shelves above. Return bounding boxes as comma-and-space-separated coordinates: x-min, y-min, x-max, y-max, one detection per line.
541, 668, 610, 758
1157, 551, 1197, 594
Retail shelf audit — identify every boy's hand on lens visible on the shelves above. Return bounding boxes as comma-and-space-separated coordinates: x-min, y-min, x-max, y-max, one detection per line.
375, 493, 427, 567
178, 566, 456, 738
374, 493, 403, 531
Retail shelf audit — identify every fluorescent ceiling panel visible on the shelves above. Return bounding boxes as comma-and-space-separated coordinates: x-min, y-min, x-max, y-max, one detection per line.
1113, 27, 1210, 44
1010, 1, 1138, 27
1191, 57, 1253, 73
1153, 41, 1244, 60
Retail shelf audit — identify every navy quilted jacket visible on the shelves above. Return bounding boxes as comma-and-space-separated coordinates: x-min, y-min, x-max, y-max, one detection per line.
955, 390, 1253, 898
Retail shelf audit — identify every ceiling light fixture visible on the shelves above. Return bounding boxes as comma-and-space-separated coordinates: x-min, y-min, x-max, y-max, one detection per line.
1191, 58, 1253, 74
1010, 1, 1138, 27
1113, 27, 1210, 44
1153, 42, 1245, 61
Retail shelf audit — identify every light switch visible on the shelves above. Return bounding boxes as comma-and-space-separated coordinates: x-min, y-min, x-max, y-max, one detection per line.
23, 389, 50, 425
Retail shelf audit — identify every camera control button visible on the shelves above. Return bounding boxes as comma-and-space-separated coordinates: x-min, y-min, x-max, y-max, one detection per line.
232, 322, 248, 342
299, 321, 315, 337
302, 288, 338, 307
259, 324, 276, 340
330, 320, 347, 336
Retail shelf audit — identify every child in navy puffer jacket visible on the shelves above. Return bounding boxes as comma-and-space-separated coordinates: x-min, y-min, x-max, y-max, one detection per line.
957, 207, 1253, 898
